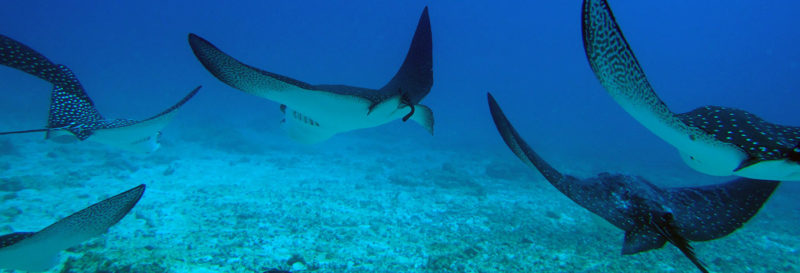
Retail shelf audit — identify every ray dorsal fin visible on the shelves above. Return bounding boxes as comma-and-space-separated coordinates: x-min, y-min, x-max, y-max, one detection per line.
487, 93, 564, 183
0, 34, 103, 138
0, 184, 145, 271
379, 7, 433, 105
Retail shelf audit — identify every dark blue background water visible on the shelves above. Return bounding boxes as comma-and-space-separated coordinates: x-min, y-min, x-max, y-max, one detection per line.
1, 0, 798, 183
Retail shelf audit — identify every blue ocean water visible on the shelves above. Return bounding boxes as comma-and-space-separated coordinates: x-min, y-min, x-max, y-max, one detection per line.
0, 0, 798, 272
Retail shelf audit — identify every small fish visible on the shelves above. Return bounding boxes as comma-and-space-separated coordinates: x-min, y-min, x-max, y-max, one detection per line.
582, 0, 800, 181
488, 93, 778, 273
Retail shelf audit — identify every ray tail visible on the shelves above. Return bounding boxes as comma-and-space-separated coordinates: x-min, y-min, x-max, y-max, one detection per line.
0, 128, 51, 136
645, 213, 707, 273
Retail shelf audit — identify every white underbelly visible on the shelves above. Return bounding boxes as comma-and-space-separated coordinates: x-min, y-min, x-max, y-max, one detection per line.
620, 101, 747, 176
88, 117, 170, 153
280, 97, 411, 144
88, 128, 161, 153
678, 148, 746, 176
0, 242, 60, 272
678, 142, 800, 181
46, 126, 160, 152
734, 160, 800, 181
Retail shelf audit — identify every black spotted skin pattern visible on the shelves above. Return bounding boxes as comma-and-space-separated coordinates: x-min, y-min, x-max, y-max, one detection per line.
0, 35, 200, 140
0, 233, 35, 249
488, 92, 778, 273
0, 183, 144, 269
679, 106, 800, 162
581, 0, 673, 121
0, 34, 104, 137
581, 0, 800, 170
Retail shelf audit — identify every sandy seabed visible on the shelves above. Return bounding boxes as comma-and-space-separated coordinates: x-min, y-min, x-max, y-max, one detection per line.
0, 126, 798, 273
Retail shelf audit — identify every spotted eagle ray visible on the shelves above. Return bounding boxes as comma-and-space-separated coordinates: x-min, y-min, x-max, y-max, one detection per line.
0, 184, 145, 272
0, 34, 200, 153
582, 0, 800, 181
188, 7, 433, 144
487, 93, 778, 273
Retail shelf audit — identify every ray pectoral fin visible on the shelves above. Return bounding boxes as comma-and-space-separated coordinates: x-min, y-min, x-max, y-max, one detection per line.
582, 0, 663, 109
0, 35, 107, 141
0, 184, 145, 272
36, 184, 145, 244
188, 33, 315, 100
408, 104, 433, 135
0, 34, 59, 82
487, 93, 563, 184
667, 178, 778, 241
0, 35, 89, 90
660, 177, 778, 272
88, 86, 200, 153
582, 0, 696, 148
140, 86, 201, 123
378, 7, 433, 105
0, 233, 36, 248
